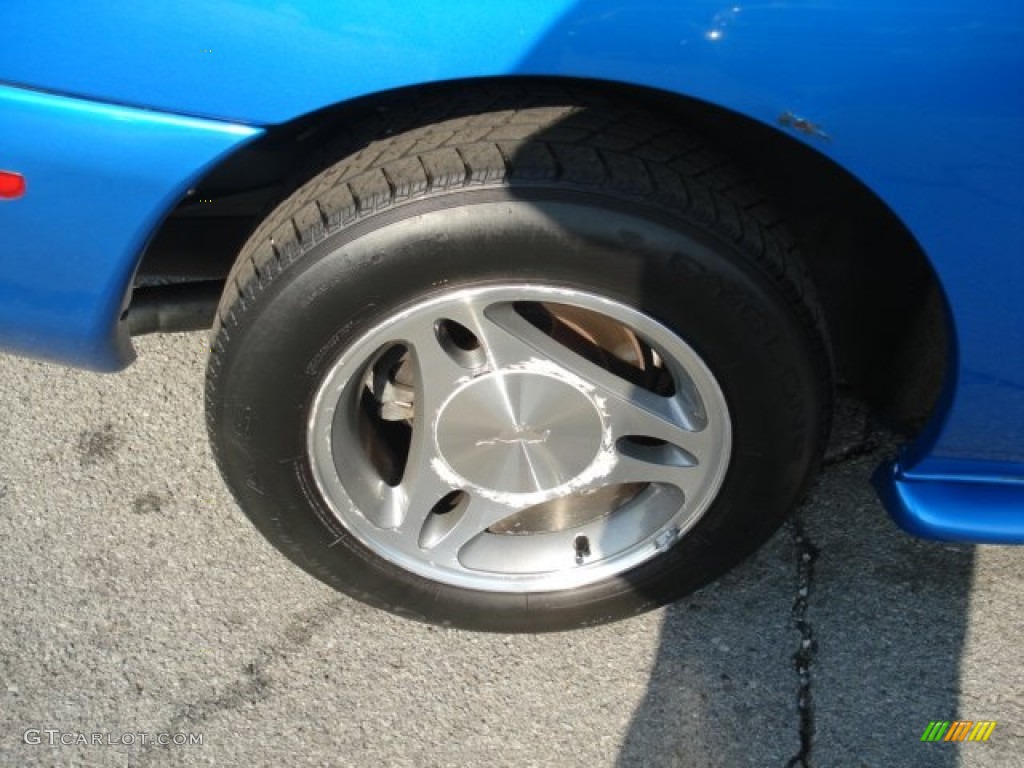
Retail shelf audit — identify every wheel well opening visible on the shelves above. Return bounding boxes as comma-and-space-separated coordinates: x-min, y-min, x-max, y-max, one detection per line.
660, 93, 949, 435
135, 76, 948, 434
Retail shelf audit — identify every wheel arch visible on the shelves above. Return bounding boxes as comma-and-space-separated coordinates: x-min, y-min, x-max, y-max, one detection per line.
135, 75, 950, 434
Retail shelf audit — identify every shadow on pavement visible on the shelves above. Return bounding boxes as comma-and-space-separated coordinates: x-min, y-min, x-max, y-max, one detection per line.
617, 442, 972, 768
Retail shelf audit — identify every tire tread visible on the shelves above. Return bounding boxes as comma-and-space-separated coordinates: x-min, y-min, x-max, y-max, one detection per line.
207, 83, 833, 560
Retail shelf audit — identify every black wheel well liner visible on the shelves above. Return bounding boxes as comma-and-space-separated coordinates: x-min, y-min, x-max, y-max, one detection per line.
135, 75, 948, 433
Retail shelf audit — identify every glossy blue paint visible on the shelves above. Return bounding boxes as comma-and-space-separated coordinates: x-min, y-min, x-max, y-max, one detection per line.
875, 460, 1024, 544
2, 1, 1024, 537
0, 85, 259, 370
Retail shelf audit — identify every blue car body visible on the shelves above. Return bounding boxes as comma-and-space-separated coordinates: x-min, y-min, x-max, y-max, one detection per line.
2, 1, 1023, 542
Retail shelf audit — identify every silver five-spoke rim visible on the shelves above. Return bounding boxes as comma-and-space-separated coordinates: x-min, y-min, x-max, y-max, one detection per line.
308, 284, 731, 592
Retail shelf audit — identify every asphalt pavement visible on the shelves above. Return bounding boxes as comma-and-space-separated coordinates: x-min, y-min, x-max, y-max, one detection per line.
1, 332, 1022, 767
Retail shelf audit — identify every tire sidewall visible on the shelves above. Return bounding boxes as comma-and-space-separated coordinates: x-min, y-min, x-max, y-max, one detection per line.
209, 191, 825, 631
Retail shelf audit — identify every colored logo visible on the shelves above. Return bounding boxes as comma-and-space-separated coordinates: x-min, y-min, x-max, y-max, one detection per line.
921, 721, 996, 742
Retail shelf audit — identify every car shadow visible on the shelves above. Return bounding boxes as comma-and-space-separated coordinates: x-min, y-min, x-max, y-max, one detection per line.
615, 436, 971, 767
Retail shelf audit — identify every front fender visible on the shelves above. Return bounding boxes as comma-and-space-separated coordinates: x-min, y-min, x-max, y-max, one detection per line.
3, 0, 1024, 482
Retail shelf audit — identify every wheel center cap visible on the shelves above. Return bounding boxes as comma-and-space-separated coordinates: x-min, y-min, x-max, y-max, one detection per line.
435, 370, 603, 494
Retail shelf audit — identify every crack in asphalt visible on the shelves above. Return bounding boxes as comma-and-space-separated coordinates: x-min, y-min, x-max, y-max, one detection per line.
787, 406, 881, 768
823, 432, 881, 468
786, 511, 819, 768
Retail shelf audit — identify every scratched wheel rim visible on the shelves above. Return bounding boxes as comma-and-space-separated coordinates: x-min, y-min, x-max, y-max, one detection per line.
307, 284, 731, 592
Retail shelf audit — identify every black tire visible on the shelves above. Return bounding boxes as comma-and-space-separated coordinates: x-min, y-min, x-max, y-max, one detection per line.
206, 89, 831, 632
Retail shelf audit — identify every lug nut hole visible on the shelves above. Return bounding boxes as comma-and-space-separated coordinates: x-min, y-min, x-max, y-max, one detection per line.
574, 535, 591, 563
435, 319, 486, 368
